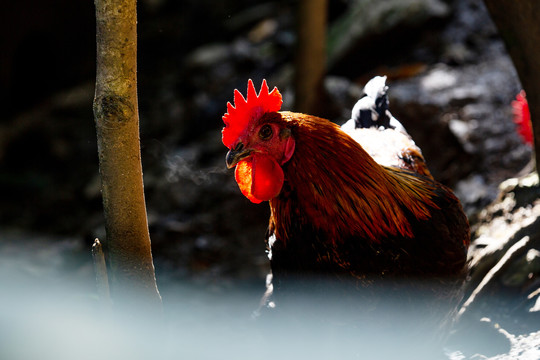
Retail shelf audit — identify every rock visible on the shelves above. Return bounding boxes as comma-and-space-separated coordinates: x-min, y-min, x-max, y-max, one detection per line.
448, 173, 540, 358
455, 175, 489, 213
328, 0, 451, 73
457, 173, 540, 338
501, 249, 540, 287
184, 43, 232, 68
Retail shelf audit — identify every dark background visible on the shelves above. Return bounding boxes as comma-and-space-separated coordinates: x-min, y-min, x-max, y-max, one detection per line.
1, 1, 538, 358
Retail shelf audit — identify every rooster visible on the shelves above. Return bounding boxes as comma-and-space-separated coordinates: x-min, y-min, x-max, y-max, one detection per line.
222, 78, 470, 291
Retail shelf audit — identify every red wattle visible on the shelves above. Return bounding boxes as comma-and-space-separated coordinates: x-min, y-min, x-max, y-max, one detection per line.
234, 154, 284, 203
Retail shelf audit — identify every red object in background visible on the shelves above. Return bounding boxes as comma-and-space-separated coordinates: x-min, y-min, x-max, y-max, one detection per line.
512, 90, 533, 146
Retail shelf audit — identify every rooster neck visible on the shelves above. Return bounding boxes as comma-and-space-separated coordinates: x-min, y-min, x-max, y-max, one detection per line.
269, 113, 439, 246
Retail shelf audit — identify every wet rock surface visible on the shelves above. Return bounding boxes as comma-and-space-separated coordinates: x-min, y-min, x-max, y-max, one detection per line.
447, 173, 540, 359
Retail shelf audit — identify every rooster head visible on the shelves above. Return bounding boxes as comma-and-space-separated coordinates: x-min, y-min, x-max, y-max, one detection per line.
222, 79, 295, 203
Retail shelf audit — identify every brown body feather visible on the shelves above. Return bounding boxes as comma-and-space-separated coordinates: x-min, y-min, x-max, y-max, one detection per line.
266, 112, 470, 282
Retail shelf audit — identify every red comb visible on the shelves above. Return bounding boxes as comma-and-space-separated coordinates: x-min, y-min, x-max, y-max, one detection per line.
222, 79, 282, 148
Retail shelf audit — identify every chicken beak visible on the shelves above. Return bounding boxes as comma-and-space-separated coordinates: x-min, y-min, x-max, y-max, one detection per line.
226, 143, 251, 169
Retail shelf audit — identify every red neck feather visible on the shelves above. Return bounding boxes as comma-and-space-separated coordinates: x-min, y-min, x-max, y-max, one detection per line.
270, 112, 440, 245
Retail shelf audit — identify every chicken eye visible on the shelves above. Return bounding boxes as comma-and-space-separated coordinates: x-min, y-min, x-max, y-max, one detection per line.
259, 124, 273, 140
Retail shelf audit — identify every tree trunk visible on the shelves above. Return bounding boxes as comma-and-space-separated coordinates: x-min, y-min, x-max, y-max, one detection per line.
295, 0, 328, 115
93, 0, 162, 309
483, 0, 540, 172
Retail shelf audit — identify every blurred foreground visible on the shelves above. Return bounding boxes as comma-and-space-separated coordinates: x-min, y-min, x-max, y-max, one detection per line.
1, 236, 539, 360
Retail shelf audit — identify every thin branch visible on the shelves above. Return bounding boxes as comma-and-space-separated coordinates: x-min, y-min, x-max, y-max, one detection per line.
92, 238, 112, 309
